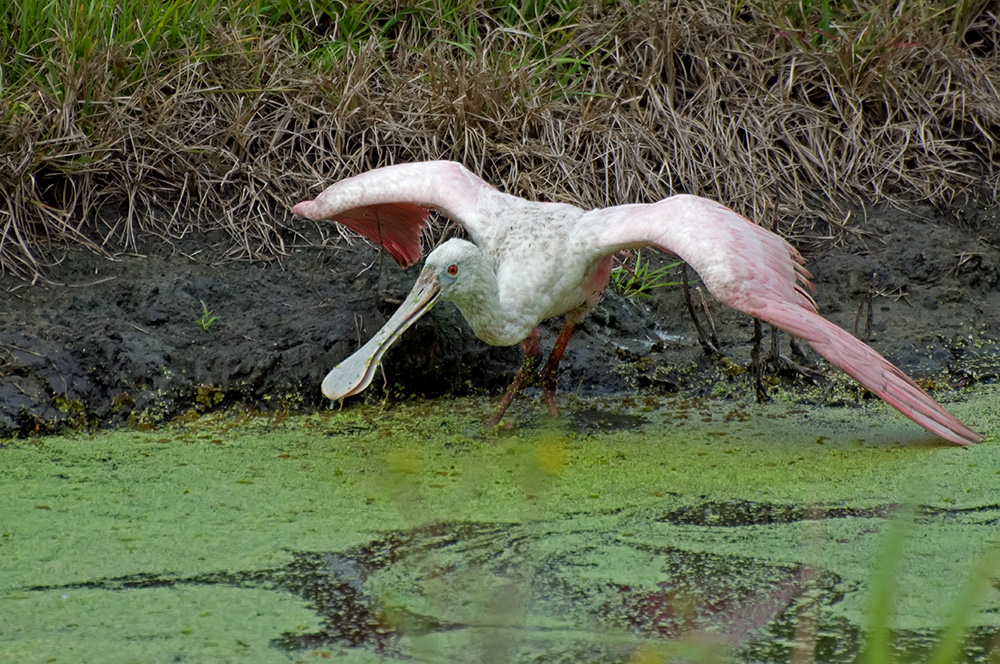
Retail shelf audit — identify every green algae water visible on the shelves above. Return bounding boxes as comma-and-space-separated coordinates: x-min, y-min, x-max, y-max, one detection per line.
1, 389, 998, 663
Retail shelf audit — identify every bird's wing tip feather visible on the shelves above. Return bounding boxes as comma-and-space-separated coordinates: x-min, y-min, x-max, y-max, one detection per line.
290, 200, 313, 218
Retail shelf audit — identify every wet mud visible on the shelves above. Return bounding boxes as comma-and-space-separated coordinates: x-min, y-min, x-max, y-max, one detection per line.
2, 198, 1000, 437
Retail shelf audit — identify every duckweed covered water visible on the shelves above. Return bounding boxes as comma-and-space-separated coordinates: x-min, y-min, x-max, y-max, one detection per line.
1, 388, 998, 663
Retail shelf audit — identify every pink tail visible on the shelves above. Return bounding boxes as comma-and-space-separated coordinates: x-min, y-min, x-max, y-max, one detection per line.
754, 300, 981, 446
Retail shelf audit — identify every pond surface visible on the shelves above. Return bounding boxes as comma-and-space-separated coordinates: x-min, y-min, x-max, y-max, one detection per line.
1, 389, 997, 663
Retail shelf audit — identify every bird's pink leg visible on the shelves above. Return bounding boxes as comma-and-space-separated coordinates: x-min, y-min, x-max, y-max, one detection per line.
487, 328, 544, 428
538, 317, 579, 416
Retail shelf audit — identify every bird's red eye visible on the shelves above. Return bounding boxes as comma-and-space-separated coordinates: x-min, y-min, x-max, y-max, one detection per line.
447, 264, 459, 276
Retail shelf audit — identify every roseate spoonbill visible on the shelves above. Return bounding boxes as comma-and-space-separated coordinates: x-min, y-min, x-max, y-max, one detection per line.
292, 161, 980, 445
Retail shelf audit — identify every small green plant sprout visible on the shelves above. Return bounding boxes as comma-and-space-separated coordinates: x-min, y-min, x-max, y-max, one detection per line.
196, 300, 217, 332
611, 250, 682, 299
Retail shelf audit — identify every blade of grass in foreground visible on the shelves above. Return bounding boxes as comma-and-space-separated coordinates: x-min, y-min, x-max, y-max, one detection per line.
864, 503, 997, 664
927, 548, 1000, 664
863, 503, 913, 664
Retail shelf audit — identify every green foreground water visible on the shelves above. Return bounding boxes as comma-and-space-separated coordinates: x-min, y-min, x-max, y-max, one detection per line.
2, 388, 998, 663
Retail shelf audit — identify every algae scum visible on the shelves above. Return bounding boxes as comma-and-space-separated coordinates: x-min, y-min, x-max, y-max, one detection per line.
1, 391, 998, 663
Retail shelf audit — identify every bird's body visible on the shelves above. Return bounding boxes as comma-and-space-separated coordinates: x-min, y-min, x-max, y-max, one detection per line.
292, 160, 981, 446
447, 199, 594, 345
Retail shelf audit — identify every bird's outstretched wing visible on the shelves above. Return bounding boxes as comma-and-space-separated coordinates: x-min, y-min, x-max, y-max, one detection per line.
590, 195, 981, 446
291, 161, 497, 268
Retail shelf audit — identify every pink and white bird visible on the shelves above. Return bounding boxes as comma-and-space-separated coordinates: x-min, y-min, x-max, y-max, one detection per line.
291, 161, 980, 445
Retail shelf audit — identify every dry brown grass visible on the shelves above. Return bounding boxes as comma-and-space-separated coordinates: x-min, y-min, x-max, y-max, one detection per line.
1, 0, 998, 281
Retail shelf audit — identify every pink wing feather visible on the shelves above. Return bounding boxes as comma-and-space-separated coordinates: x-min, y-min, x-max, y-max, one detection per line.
313, 202, 431, 268
291, 161, 496, 268
592, 195, 980, 446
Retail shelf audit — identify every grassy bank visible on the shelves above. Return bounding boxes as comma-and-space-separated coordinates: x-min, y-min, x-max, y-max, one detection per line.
1, 0, 998, 280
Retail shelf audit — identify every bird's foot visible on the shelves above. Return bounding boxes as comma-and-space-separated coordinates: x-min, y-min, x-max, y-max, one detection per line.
542, 384, 558, 417
539, 364, 559, 417
486, 372, 530, 429
486, 335, 544, 429
485, 402, 512, 430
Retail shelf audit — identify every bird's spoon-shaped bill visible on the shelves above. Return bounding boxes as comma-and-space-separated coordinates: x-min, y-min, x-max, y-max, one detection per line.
322, 267, 441, 400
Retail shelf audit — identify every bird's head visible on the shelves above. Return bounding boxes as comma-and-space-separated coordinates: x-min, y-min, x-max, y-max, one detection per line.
320, 238, 495, 402
422, 238, 494, 306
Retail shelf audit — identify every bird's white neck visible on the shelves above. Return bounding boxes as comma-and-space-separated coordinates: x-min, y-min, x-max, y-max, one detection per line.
447, 271, 507, 346
441, 253, 530, 347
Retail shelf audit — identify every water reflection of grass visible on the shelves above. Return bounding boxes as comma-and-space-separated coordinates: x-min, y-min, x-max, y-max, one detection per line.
1, 393, 996, 662
361, 401, 998, 663
864, 505, 999, 664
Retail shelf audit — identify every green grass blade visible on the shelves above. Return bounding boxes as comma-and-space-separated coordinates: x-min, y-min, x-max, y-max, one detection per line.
927, 548, 1000, 664
863, 503, 915, 664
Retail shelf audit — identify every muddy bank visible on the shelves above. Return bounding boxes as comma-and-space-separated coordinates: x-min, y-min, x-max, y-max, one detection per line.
2, 198, 999, 437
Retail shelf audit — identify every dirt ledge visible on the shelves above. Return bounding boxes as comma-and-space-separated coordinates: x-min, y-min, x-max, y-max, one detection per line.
2, 199, 999, 438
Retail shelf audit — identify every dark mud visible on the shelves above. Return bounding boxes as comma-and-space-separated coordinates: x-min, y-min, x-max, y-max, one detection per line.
2, 199, 999, 437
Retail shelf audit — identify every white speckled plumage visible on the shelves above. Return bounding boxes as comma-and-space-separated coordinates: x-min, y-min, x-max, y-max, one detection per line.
293, 161, 980, 445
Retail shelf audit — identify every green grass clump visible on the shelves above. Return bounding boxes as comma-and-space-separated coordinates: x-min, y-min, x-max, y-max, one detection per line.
1, 0, 997, 280
196, 300, 217, 332
612, 250, 683, 299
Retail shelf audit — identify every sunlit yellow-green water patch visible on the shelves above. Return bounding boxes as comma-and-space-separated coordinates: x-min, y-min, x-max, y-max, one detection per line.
1, 386, 997, 663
